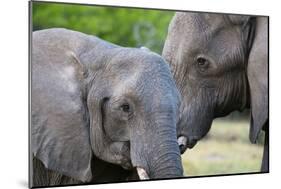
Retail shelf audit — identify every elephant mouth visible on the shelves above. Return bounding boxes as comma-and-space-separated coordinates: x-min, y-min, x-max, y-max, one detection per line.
118, 141, 133, 170
116, 141, 150, 180
120, 159, 133, 170
186, 139, 197, 149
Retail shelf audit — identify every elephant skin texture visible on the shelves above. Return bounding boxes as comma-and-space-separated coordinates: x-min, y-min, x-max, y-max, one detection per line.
31, 28, 183, 187
162, 13, 268, 172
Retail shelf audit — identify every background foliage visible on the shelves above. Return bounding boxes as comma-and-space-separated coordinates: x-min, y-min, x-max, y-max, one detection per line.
32, 2, 174, 54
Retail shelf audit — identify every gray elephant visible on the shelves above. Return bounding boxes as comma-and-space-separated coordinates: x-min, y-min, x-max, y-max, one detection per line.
31, 28, 183, 187
162, 13, 268, 171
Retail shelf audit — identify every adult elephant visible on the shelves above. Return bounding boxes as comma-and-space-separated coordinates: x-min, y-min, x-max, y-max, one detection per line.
162, 13, 268, 172
31, 28, 183, 187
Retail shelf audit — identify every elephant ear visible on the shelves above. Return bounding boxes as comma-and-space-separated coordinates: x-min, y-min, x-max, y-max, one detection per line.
32, 35, 93, 182
246, 17, 269, 143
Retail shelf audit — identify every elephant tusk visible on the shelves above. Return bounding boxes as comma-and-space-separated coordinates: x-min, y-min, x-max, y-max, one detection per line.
136, 167, 150, 180
177, 136, 187, 147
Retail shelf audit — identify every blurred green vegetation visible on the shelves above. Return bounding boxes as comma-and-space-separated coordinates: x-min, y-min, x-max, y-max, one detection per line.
32, 2, 174, 54
182, 119, 264, 176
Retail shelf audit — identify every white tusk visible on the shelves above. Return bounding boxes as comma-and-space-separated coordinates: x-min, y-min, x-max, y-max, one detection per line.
177, 136, 187, 147
136, 167, 150, 180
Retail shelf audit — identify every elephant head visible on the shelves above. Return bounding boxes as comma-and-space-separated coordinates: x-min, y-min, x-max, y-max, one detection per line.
31, 28, 183, 185
162, 13, 268, 153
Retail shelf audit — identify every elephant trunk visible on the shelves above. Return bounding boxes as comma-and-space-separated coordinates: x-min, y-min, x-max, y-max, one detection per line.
131, 113, 183, 179
148, 132, 183, 179
176, 97, 214, 153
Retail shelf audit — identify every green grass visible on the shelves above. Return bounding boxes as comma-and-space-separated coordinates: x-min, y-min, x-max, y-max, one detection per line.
182, 119, 264, 176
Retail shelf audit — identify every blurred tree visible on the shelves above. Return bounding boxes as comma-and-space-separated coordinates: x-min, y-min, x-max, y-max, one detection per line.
32, 2, 174, 54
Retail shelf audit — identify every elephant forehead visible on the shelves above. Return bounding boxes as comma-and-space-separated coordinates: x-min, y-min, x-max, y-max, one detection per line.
112, 71, 141, 96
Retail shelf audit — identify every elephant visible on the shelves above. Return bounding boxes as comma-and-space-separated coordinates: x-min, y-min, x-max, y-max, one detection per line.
31, 28, 183, 187
162, 12, 268, 172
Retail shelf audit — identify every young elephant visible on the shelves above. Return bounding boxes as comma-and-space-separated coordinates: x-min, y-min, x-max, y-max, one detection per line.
162, 13, 268, 171
31, 28, 183, 187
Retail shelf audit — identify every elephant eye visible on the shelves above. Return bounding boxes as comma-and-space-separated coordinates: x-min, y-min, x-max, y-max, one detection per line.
197, 57, 207, 66
196, 56, 210, 72
120, 103, 130, 113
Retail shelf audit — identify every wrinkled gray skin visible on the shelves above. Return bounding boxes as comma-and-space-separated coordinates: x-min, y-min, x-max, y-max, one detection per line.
31, 28, 183, 187
162, 13, 268, 171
